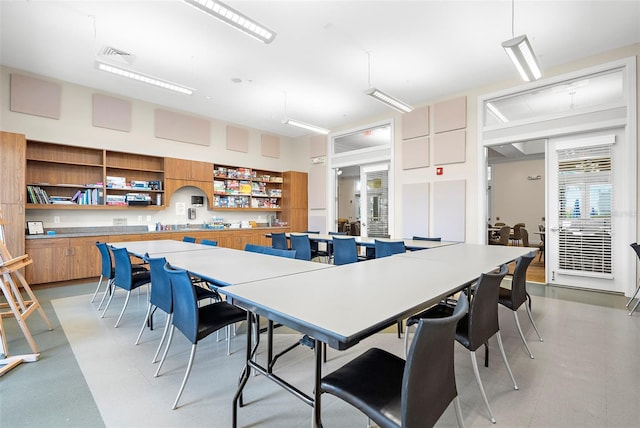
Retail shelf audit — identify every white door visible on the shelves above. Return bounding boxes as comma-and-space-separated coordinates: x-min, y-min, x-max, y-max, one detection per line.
360, 163, 389, 238
547, 130, 632, 293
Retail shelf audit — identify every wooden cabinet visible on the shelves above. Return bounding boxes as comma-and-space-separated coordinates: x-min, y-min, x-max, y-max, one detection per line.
281, 171, 308, 232
165, 157, 213, 181
25, 236, 107, 284
0, 132, 26, 257
25, 141, 165, 209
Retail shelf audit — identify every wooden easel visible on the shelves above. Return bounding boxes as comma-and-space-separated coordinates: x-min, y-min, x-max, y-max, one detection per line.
0, 217, 52, 376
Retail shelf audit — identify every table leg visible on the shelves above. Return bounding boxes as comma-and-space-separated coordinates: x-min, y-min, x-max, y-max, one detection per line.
313, 338, 323, 428
233, 312, 254, 428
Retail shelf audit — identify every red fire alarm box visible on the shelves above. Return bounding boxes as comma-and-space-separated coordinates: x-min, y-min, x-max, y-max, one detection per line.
436, 167, 444, 176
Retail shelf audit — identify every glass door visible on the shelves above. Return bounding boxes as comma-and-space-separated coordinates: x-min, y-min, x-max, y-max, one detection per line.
360, 163, 389, 238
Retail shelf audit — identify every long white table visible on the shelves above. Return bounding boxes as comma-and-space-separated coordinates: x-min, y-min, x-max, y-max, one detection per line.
270, 233, 458, 251
108, 239, 218, 258
221, 243, 533, 427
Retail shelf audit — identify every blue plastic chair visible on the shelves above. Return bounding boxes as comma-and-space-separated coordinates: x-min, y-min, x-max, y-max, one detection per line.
290, 234, 312, 261
374, 239, 406, 258
157, 264, 246, 410
244, 243, 267, 253
102, 246, 151, 328
135, 255, 174, 363
263, 247, 297, 258
93, 242, 146, 308
182, 236, 196, 243
201, 239, 218, 246
271, 233, 288, 250
332, 237, 358, 266
412, 236, 442, 241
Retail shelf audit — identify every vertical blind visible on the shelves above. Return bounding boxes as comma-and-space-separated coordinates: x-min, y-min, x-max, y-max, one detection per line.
557, 144, 612, 276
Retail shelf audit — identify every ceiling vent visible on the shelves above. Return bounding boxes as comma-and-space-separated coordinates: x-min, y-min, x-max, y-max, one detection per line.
98, 46, 135, 65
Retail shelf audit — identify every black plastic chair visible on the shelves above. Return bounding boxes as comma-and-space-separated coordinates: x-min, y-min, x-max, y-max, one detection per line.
182, 236, 196, 243
290, 234, 312, 261
332, 237, 358, 266
201, 239, 218, 246
157, 264, 246, 410
627, 243, 640, 315
92, 242, 146, 307
271, 232, 288, 250
374, 239, 406, 258
499, 252, 543, 358
405, 264, 516, 423
321, 293, 469, 428
101, 246, 152, 328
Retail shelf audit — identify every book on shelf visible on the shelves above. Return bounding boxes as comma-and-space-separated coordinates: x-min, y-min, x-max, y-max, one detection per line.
26, 185, 50, 204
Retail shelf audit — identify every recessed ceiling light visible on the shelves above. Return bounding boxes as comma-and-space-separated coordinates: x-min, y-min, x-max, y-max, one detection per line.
96, 61, 193, 95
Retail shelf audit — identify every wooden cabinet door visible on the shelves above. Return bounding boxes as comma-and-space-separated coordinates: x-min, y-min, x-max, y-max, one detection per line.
0, 132, 26, 205
69, 236, 104, 280
190, 160, 214, 181
1, 202, 25, 258
164, 157, 191, 180
25, 238, 69, 284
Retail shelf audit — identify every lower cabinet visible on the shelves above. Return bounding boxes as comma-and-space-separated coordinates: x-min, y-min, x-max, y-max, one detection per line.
25, 236, 106, 285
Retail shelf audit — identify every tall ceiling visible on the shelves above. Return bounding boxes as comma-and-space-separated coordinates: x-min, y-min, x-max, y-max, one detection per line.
1, 1, 639, 138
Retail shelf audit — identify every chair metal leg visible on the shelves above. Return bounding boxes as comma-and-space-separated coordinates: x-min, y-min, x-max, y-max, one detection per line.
496, 332, 518, 390
97, 279, 114, 311
403, 323, 413, 358
227, 325, 232, 356
525, 296, 543, 341
90, 275, 104, 303
172, 343, 197, 410
513, 311, 534, 359
135, 302, 154, 345
626, 279, 640, 307
152, 313, 172, 364
114, 291, 132, 328
453, 396, 466, 428
470, 351, 496, 424
100, 284, 117, 318
155, 325, 175, 377
629, 297, 640, 316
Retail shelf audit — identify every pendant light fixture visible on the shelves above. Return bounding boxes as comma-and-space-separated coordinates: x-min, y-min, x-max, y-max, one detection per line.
502, 0, 542, 81
281, 92, 330, 135
364, 52, 413, 113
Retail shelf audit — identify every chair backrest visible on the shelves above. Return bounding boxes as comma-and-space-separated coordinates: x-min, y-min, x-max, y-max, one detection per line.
290, 234, 312, 261
328, 231, 348, 236
263, 247, 297, 258
271, 233, 288, 250
304, 231, 320, 251
164, 264, 199, 344
110, 246, 135, 291
182, 236, 196, 243
96, 242, 113, 279
374, 239, 405, 258
508, 252, 535, 310
201, 239, 218, 246
402, 292, 469, 427
244, 243, 267, 253
412, 236, 442, 242
332, 237, 358, 266
496, 226, 511, 245
631, 242, 640, 260
538, 224, 546, 232
143, 254, 172, 313
465, 264, 509, 351
520, 228, 530, 247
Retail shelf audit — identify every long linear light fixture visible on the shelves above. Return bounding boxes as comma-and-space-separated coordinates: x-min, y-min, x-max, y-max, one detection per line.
183, 0, 276, 44
502, 34, 542, 82
96, 61, 194, 95
282, 118, 330, 135
365, 88, 413, 113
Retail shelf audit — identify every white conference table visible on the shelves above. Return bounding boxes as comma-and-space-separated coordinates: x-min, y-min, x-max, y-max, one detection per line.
108, 239, 219, 258
271, 233, 458, 251
221, 243, 533, 427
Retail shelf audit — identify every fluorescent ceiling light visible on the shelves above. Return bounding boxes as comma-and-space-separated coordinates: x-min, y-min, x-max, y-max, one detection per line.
502, 34, 542, 82
283, 118, 330, 135
365, 88, 413, 113
183, 0, 276, 44
96, 61, 193, 95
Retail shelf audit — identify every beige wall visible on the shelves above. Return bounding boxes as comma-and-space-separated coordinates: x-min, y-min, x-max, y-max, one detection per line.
491, 159, 545, 244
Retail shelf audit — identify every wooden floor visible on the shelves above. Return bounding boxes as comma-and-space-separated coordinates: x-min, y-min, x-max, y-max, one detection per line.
507, 252, 545, 283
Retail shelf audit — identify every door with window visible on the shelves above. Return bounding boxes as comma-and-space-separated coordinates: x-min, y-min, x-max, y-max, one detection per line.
360, 163, 389, 237
547, 131, 631, 293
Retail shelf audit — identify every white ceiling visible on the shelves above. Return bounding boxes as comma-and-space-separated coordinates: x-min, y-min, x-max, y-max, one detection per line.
1, 1, 639, 138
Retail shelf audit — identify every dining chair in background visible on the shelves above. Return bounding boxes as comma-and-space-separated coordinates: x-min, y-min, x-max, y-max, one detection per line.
102, 246, 152, 328
182, 236, 196, 243
271, 232, 288, 250
412, 236, 442, 241
404, 264, 516, 423
158, 264, 246, 410
290, 234, 312, 261
374, 239, 406, 258
321, 292, 469, 428
263, 247, 297, 258
332, 237, 358, 266
499, 252, 543, 358
201, 239, 218, 246
489, 226, 510, 246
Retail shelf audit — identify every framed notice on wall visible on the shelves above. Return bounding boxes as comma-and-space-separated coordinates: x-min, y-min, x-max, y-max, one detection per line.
27, 221, 44, 235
